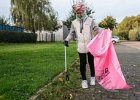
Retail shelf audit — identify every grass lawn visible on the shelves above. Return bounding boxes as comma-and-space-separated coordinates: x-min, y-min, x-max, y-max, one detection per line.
35, 60, 82, 100
0, 42, 77, 100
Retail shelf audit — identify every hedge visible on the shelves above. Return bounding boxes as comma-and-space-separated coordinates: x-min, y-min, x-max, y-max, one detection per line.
0, 31, 37, 43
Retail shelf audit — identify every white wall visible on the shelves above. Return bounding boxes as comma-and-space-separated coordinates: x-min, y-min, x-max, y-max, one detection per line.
36, 20, 64, 42
54, 21, 63, 41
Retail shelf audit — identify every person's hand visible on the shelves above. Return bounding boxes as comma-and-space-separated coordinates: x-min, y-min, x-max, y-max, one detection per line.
64, 40, 69, 47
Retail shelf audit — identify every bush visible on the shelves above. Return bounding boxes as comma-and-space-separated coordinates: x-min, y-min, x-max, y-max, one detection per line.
118, 32, 128, 40
0, 31, 37, 43
137, 32, 140, 41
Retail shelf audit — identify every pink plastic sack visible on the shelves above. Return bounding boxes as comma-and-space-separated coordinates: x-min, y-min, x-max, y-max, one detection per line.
87, 29, 133, 90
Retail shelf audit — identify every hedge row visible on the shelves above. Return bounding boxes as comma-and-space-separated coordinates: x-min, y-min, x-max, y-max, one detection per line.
0, 31, 37, 43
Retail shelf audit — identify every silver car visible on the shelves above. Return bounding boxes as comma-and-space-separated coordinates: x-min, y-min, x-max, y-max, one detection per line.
112, 36, 119, 43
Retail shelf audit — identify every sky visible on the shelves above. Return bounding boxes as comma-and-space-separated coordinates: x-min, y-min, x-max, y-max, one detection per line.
0, 0, 140, 23
0, 0, 10, 19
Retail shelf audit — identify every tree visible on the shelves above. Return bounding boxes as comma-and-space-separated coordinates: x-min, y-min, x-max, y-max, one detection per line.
0, 16, 8, 25
64, 7, 94, 29
63, 11, 76, 29
113, 15, 140, 40
99, 16, 117, 30
11, 0, 60, 33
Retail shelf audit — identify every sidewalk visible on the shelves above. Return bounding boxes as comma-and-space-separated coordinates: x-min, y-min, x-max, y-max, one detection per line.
73, 44, 140, 100
120, 41, 140, 50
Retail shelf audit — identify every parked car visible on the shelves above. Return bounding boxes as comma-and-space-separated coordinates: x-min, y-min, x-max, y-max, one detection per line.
112, 36, 119, 43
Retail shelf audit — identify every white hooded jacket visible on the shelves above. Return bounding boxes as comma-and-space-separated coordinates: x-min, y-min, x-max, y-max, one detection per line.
65, 17, 102, 53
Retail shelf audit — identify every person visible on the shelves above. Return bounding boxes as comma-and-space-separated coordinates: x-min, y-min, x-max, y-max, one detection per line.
64, 2, 102, 89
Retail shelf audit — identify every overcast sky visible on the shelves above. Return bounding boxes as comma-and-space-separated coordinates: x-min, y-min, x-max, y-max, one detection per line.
0, 0, 140, 23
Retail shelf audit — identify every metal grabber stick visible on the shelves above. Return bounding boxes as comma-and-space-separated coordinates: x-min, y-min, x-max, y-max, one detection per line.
65, 46, 69, 81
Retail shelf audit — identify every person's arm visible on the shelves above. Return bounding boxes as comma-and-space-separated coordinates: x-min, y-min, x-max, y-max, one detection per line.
64, 23, 75, 47
91, 20, 103, 34
65, 24, 75, 41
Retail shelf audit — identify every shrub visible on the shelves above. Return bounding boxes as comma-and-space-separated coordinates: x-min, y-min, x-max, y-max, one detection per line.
0, 31, 37, 43
137, 32, 140, 41
118, 32, 128, 40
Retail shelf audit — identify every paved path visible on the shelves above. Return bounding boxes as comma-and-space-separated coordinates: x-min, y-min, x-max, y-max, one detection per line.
73, 42, 140, 100
120, 41, 140, 50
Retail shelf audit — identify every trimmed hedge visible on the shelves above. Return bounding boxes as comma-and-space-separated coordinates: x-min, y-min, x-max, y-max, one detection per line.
0, 31, 37, 43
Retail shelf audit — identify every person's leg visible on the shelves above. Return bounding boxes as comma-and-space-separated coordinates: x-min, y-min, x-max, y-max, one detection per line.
87, 52, 95, 77
88, 52, 95, 85
78, 52, 88, 88
78, 52, 87, 80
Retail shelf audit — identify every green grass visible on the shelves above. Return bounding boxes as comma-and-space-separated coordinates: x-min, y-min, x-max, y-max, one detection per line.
36, 60, 82, 100
0, 42, 77, 100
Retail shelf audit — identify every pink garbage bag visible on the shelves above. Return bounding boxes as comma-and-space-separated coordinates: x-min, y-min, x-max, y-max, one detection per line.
87, 29, 133, 90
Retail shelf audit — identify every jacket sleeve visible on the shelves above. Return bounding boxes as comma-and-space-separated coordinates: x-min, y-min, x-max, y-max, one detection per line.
91, 20, 103, 34
65, 23, 75, 41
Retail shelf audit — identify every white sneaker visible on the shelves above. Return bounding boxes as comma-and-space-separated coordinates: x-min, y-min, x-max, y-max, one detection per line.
81, 80, 88, 89
90, 77, 95, 86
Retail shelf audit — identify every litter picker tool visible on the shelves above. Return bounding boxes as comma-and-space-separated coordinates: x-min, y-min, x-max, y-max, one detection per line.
64, 46, 69, 81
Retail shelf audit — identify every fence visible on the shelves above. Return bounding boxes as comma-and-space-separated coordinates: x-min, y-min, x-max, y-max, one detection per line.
37, 32, 55, 42
0, 24, 24, 32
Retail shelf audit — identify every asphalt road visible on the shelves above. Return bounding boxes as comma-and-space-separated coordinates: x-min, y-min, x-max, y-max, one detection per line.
74, 42, 140, 100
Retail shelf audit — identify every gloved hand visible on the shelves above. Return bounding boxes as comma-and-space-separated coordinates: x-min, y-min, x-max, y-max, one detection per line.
64, 40, 69, 47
